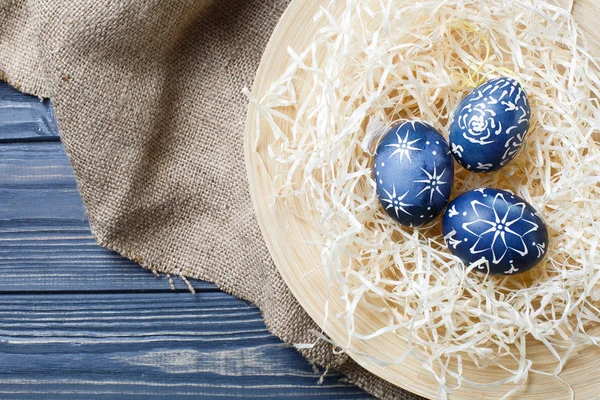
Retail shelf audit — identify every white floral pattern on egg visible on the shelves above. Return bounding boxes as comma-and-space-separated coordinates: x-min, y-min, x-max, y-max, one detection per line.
449, 78, 531, 172
442, 188, 549, 275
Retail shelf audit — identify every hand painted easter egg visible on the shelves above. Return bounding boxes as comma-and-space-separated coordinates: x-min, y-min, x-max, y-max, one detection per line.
442, 188, 548, 275
449, 77, 531, 173
374, 121, 454, 227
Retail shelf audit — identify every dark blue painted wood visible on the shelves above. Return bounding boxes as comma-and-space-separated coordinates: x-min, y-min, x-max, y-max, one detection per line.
0, 293, 371, 399
0, 142, 215, 292
0, 82, 59, 142
0, 80, 372, 398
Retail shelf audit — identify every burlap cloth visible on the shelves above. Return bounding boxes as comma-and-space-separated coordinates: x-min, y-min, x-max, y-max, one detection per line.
0, 1, 423, 398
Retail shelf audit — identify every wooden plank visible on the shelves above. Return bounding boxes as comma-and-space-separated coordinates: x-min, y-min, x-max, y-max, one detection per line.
0, 222, 215, 292
0, 73, 372, 400
0, 82, 59, 141
0, 142, 216, 292
0, 292, 372, 399
0, 80, 370, 400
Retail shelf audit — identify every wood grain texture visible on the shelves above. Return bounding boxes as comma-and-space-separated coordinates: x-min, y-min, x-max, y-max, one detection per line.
0, 293, 371, 399
245, 1, 600, 399
0, 82, 59, 142
0, 142, 215, 292
0, 64, 372, 398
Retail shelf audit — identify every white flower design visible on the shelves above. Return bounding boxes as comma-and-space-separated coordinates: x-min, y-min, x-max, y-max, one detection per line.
456, 78, 528, 148
502, 101, 518, 111
451, 143, 464, 158
476, 162, 493, 171
457, 104, 501, 145
469, 114, 489, 133
380, 185, 412, 218
462, 193, 539, 264
532, 241, 546, 258
505, 261, 519, 275
500, 132, 525, 166
385, 129, 421, 164
443, 229, 462, 249
414, 165, 448, 205
447, 205, 459, 218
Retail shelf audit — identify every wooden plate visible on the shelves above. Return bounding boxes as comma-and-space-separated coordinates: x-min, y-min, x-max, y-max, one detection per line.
245, 1, 600, 398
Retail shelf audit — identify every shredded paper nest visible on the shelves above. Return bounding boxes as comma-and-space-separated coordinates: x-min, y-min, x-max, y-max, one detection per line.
247, 0, 600, 397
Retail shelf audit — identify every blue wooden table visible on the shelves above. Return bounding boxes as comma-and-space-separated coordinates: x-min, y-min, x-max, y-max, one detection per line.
0, 81, 372, 399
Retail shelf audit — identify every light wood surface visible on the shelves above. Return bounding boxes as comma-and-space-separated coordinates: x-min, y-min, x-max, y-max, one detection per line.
245, 1, 600, 398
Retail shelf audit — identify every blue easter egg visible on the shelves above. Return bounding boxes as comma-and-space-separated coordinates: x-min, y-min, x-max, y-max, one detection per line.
449, 77, 531, 173
374, 121, 454, 227
442, 188, 548, 275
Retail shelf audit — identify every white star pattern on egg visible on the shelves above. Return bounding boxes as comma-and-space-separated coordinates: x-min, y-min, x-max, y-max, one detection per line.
385, 129, 421, 164
380, 184, 413, 218
374, 121, 454, 227
414, 165, 448, 205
